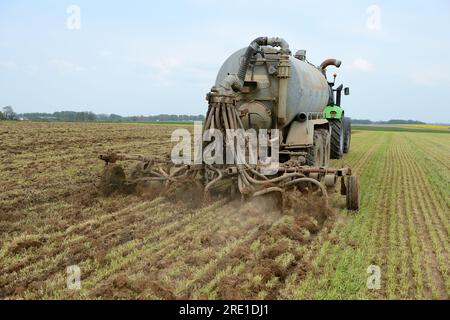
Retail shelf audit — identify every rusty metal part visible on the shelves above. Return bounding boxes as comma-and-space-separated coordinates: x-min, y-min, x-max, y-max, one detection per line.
278, 165, 351, 176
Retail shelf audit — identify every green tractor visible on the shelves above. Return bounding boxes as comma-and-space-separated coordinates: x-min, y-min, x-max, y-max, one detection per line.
323, 81, 352, 160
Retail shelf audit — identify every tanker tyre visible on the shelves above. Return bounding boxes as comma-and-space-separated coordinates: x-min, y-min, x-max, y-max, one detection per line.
321, 129, 331, 167
346, 176, 359, 211
330, 119, 344, 159
307, 129, 327, 167
343, 117, 351, 154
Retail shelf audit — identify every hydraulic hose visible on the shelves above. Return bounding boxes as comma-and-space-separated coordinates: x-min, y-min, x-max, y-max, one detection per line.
237, 37, 268, 83
237, 36, 291, 84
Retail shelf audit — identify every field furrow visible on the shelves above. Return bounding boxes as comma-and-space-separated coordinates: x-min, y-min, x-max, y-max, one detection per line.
1, 122, 449, 299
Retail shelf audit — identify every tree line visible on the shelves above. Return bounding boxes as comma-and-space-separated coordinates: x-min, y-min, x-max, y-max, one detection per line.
1, 106, 427, 124
1, 107, 205, 122
351, 119, 426, 125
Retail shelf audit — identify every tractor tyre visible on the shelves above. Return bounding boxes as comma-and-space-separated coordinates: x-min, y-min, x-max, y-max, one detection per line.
343, 117, 351, 154
330, 119, 344, 159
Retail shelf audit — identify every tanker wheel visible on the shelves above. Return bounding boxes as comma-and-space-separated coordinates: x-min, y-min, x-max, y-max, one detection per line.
100, 164, 126, 196
307, 129, 327, 166
343, 117, 351, 154
346, 176, 359, 211
322, 129, 331, 167
330, 119, 344, 159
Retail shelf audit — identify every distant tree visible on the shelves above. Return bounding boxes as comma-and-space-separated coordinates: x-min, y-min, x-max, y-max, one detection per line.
0, 111, 4, 120
109, 114, 123, 121
2, 106, 16, 120
351, 119, 372, 124
385, 119, 425, 125
12, 111, 205, 122
86, 112, 96, 121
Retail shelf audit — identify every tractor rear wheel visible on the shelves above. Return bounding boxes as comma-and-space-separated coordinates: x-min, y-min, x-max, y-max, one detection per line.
330, 119, 344, 159
343, 117, 351, 154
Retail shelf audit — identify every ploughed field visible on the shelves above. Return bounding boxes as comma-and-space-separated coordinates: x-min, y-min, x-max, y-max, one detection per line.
0, 121, 449, 299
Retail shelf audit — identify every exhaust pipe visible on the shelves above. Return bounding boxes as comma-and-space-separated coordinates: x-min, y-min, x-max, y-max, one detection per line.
319, 58, 342, 75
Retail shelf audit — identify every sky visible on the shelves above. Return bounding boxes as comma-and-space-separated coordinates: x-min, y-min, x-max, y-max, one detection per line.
1, 0, 450, 123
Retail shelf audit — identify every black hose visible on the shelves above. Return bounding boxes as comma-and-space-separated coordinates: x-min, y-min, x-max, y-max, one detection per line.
237, 37, 268, 83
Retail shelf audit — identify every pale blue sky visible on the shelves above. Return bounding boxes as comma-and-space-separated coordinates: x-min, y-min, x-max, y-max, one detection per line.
1, 0, 449, 122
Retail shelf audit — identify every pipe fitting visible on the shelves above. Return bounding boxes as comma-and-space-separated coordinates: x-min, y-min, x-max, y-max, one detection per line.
216, 74, 242, 95
267, 37, 290, 54
295, 112, 307, 122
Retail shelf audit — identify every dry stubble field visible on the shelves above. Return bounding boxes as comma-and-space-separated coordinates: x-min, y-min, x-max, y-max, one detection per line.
0, 121, 449, 299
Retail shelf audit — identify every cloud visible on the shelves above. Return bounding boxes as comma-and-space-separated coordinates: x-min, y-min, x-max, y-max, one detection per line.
24, 64, 39, 75
98, 50, 113, 58
411, 68, 449, 87
0, 61, 17, 70
50, 59, 85, 73
138, 56, 183, 87
348, 58, 374, 72
366, 5, 382, 31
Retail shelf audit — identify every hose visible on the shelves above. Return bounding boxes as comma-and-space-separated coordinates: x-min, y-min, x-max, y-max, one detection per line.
204, 165, 223, 192
253, 187, 283, 197
237, 36, 290, 85
237, 37, 268, 83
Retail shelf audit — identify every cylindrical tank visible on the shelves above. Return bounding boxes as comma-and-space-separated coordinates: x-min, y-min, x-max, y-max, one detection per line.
215, 48, 330, 128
